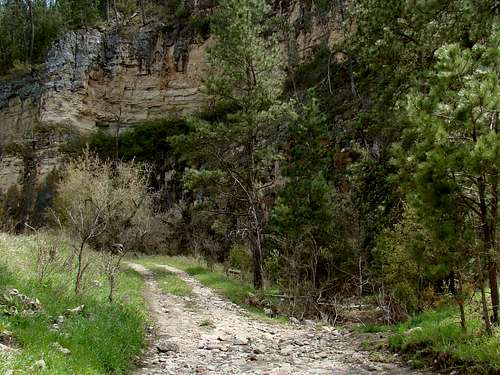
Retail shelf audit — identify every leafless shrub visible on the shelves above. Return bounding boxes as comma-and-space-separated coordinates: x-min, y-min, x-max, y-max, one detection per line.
33, 234, 62, 282
21, 225, 64, 282
101, 244, 126, 303
55, 150, 154, 298
143, 205, 184, 254
376, 286, 409, 324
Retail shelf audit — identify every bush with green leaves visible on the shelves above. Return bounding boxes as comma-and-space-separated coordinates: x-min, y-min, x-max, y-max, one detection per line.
227, 244, 252, 274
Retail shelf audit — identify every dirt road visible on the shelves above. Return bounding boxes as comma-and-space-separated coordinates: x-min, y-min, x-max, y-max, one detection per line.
128, 263, 422, 375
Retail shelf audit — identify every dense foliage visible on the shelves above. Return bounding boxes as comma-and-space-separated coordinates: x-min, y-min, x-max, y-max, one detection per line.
172, 0, 294, 290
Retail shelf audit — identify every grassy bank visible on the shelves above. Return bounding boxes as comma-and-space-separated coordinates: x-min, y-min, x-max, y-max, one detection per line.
131, 255, 287, 323
359, 305, 499, 374
0, 233, 148, 374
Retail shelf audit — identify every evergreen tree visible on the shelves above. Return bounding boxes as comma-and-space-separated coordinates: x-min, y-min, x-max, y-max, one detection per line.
57, 0, 103, 28
394, 28, 500, 328
173, 0, 294, 289
271, 96, 338, 303
350, 0, 496, 137
0, 0, 61, 74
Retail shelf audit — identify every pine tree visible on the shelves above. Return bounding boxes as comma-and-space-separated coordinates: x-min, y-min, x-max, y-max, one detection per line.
395, 27, 500, 329
57, 0, 103, 28
271, 96, 337, 301
173, 0, 294, 289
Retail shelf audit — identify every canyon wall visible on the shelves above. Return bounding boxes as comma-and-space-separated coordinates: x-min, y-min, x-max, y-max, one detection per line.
0, 0, 345, 189
0, 18, 210, 189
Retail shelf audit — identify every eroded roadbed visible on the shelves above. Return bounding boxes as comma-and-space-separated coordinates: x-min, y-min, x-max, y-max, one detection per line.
129, 263, 422, 375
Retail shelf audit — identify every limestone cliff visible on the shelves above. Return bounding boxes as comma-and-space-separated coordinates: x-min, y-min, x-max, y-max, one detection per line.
0, 0, 344, 189
0, 17, 210, 188
0, 24, 208, 135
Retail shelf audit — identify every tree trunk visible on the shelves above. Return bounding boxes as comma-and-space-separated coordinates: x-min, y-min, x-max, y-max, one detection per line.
140, 0, 146, 25
17, 140, 37, 233
489, 261, 499, 324
23, 0, 34, 65
114, 122, 121, 162
480, 277, 492, 335
108, 274, 115, 303
456, 273, 466, 331
490, 110, 499, 325
249, 230, 263, 290
348, 57, 358, 98
458, 300, 466, 331
113, 0, 118, 20
477, 172, 499, 324
75, 242, 86, 295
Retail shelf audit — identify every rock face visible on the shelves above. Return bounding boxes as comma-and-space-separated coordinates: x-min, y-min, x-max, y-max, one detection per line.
0, 20, 210, 189
0, 0, 345, 189
40, 25, 208, 131
1, 24, 208, 136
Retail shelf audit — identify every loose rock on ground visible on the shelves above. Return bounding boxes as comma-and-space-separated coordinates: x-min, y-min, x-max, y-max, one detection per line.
129, 263, 425, 375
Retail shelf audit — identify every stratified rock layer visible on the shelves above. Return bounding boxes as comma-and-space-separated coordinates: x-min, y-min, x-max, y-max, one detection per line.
0, 24, 208, 136
0, 22, 209, 188
0, 0, 345, 189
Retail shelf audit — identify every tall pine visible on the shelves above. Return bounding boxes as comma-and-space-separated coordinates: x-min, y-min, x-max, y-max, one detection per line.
174, 0, 293, 289
395, 28, 500, 328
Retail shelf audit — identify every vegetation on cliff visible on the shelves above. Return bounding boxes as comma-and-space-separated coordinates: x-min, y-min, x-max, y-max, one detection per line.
0, 0, 210, 76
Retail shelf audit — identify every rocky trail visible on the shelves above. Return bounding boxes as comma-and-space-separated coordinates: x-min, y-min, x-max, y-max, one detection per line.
128, 263, 424, 375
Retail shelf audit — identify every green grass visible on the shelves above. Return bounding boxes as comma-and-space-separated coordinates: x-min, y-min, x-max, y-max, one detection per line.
131, 255, 288, 323
148, 266, 192, 297
0, 233, 149, 375
354, 323, 395, 333
360, 304, 500, 373
198, 318, 215, 328
132, 255, 205, 272
185, 265, 260, 307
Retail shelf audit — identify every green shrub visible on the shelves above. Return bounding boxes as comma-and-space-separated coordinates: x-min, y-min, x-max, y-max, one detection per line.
174, 3, 190, 19
388, 306, 500, 373
189, 14, 212, 38
227, 244, 252, 273
263, 249, 280, 283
